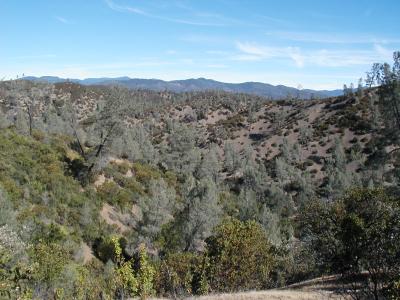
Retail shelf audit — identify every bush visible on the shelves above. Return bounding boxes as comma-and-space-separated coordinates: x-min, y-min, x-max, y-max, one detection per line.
300, 188, 400, 299
205, 218, 275, 292
136, 244, 156, 299
155, 252, 206, 297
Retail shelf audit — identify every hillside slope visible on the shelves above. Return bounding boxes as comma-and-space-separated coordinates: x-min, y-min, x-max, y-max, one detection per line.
0, 79, 399, 299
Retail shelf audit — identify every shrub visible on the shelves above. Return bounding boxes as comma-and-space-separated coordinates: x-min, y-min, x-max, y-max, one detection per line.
205, 218, 275, 292
137, 244, 156, 299
132, 162, 161, 183
155, 252, 206, 297
300, 188, 400, 299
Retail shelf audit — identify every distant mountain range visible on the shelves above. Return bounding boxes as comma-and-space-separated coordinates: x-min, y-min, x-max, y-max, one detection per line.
23, 76, 342, 99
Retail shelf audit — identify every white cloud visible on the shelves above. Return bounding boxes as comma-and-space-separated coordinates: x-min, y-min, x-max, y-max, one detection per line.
105, 0, 229, 26
236, 42, 270, 57
206, 64, 227, 69
234, 42, 305, 67
234, 41, 396, 68
55, 16, 73, 24
205, 50, 230, 55
265, 30, 400, 44
180, 34, 230, 44
287, 47, 305, 67
374, 44, 393, 61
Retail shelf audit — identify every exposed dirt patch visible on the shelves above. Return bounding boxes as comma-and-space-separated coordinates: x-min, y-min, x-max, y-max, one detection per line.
100, 203, 129, 233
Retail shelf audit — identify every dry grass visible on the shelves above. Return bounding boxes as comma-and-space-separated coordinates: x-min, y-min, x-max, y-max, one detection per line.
148, 275, 348, 300
185, 290, 341, 300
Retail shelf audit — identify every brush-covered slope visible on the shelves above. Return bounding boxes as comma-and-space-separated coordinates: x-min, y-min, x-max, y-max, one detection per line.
0, 78, 399, 299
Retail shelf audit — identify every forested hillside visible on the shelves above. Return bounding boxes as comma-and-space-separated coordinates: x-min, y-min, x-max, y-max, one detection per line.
22, 76, 342, 100
0, 56, 400, 299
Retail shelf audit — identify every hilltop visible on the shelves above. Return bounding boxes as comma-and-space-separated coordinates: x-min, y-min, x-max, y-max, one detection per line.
22, 76, 343, 99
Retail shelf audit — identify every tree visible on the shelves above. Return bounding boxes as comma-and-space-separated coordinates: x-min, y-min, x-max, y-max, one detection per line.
205, 218, 275, 292
155, 251, 207, 297
367, 52, 400, 134
366, 63, 381, 88
237, 188, 258, 221
223, 142, 240, 174
22, 86, 38, 136
31, 242, 69, 297
324, 138, 360, 199
162, 123, 201, 178
137, 244, 156, 299
357, 77, 364, 97
195, 145, 221, 183
180, 177, 222, 251
343, 84, 349, 96
300, 188, 400, 299
138, 178, 176, 244
97, 235, 138, 299
63, 86, 130, 183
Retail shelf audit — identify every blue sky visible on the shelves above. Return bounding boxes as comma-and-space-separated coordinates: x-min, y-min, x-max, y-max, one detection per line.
1, 0, 400, 89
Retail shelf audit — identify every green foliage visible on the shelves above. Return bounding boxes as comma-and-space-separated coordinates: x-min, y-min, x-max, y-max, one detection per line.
96, 238, 156, 299
138, 178, 176, 243
205, 218, 275, 292
155, 252, 207, 297
96, 235, 139, 298
31, 242, 69, 290
389, 278, 400, 299
0, 249, 33, 300
98, 180, 134, 209
117, 260, 139, 298
137, 244, 156, 299
132, 162, 162, 183
216, 114, 245, 130
0, 130, 101, 230
2, 64, 400, 299
95, 235, 124, 264
179, 177, 222, 251
300, 188, 400, 299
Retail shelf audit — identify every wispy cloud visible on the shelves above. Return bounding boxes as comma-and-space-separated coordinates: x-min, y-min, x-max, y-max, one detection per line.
374, 44, 393, 60
233, 42, 305, 66
265, 30, 400, 44
54, 16, 73, 24
206, 64, 228, 69
180, 34, 230, 44
105, 0, 229, 26
256, 15, 293, 26
205, 50, 230, 55
234, 41, 395, 68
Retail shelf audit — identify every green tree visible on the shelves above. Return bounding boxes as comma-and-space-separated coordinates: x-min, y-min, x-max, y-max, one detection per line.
205, 218, 275, 292
155, 252, 207, 297
181, 177, 222, 251
137, 244, 155, 299
368, 52, 400, 134
31, 242, 69, 297
300, 188, 400, 299
98, 235, 138, 299
138, 178, 176, 243
223, 142, 241, 174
